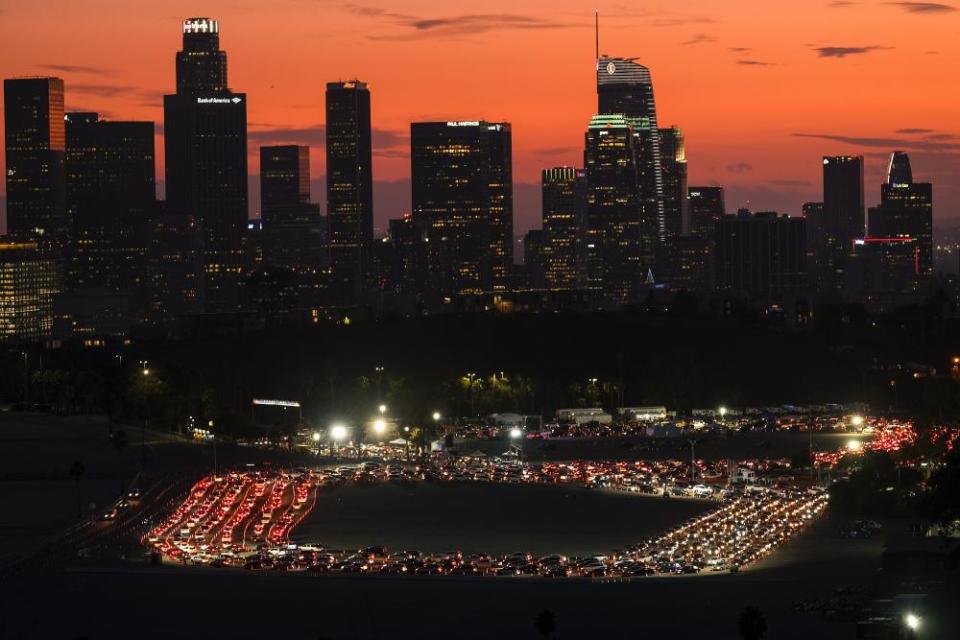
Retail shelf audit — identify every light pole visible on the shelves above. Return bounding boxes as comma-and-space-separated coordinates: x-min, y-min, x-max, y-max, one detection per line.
375, 366, 384, 404
688, 438, 697, 482
465, 373, 477, 418
312, 431, 321, 457
140, 361, 150, 469
510, 427, 523, 463
21, 352, 28, 406
209, 419, 217, 475
403, 426, 411, 461
330, 424, 347, 459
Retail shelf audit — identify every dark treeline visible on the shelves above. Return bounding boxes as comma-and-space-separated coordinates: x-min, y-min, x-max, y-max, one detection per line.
4, 301, 960, 435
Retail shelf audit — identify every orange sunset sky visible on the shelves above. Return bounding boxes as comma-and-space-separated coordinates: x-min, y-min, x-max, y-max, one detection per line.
1, 0, 958, 236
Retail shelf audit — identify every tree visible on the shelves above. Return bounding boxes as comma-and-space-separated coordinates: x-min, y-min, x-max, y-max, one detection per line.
738, 606, 767, 640
69, 460, 86, 520
534, 609, 556, 639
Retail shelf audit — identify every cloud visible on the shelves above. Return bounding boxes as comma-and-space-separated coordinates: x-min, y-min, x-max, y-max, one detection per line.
813, 45, 893, 57
769, 179, 813, 188
248, 123, 408, 152
886, 2, 956, 12
828, 1, 859, 7
594, 6, 715, 27
39, 63, 108, 75
727, 162, 753, 173
729, 47, 752, 52
68, 83, 135, 97
680, 33, 716, 46
342, 5, 577, 39
792, 132, 960, 152
737, 59, 776, 66
895, 128, 936, 134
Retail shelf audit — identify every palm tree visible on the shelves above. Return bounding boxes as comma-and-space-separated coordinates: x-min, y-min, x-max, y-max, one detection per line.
738, 606, 767, 640
69, 460, 86, 520
534, 610, 556, 639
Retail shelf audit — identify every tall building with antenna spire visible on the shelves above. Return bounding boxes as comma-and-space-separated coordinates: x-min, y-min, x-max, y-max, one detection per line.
596, 56, 665, 247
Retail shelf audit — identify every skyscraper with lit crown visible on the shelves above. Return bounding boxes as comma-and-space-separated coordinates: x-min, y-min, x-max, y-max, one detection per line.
164, 17, 248, 313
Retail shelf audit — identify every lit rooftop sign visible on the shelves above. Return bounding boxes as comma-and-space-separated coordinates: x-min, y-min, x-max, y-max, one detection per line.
184, 19, 218, 34
252, 399, 301, 408
196, 97, 242, 104
446, 121, 480, 127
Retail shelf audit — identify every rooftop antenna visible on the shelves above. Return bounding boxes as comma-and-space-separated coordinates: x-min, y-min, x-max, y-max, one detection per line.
595, 10, 599, 63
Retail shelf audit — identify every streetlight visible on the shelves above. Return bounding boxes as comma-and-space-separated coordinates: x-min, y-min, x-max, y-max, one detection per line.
850, 415, 864, 429
373, 419, 387, 436
510, 427, 524, 463
846, 438, 862, 452
330, 424, 347, 458
904, 613, 921, 633
378, 404, 387, 415
432, 411, 441, 422
718, 406, 728, 423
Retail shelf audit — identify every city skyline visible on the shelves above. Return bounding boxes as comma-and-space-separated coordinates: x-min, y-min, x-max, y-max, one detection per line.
1, 1, 958, 236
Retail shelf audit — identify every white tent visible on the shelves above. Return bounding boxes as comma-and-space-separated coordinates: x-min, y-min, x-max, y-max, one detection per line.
388, 438, 409, 445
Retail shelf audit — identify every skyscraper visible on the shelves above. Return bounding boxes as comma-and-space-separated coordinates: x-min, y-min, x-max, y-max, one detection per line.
176, 18, 227, 95
0, 241, 57, 342
260, 145, 312, 226
583, 114, 649, 306
688, 187, 724, 239
659, 126, 688, 241
326, 81, 373, 305
65, 112, 155, 301
541, 167, 586, 290
803, 201, 841, 295
3, 78, 67, 256
164, 17, 248, 313
596, 57, 665, 244
823, 155, 865, 253
410, 121, 513, 299
867, 151, 933, 275
715, 211, 806, 301
523, 229, 546, 289
259, 145, 326, 309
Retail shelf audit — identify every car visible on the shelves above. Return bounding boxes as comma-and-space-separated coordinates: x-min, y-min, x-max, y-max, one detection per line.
840, 526, 872, 539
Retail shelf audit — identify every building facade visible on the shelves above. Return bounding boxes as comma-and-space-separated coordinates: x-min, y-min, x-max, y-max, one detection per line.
326, 81, 373, 305
867, 151, 933, 276
596, 57, 665, 245
410, 121, 513, 300
3, 78, 67, 258
541, 167, 586, 290
0, 242, 57, 342
164, 17, 248, 313
715, 211, 806, 301
64, 112, 155, 309
583, 114, 650, 306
